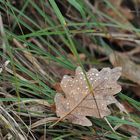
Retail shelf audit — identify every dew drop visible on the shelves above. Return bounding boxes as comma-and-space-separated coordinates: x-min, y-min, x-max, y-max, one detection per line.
67, 102, 70, 105
77, 87, 80, 90
90, 77, 93, 80
63, 76, 67, 79
80, 77, 83, 80
107, 100, 110, 104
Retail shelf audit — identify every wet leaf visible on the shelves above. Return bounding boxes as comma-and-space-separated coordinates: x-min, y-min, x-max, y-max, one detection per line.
55, 66, 122, 126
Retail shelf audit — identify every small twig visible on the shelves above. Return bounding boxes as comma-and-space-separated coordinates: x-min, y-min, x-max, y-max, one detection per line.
89, 32, 139, 42
0, 60, 10, 73
27, 38, 44, 50
104, 117, 116, 133
5, 67, 27, 81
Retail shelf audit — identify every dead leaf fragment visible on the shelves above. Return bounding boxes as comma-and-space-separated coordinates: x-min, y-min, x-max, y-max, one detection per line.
98, 0, 133, 24
109, 52, 140, 85
54, 66, 122, 126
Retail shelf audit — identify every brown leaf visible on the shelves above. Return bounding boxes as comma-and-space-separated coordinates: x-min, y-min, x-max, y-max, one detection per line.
132, 86, 140, 97
109, 52, 140, 85
55, 66, 122, 126
98, 0, 133, 24
52, 82, 62, 93
68, 53, 86, 62
120, 124, 140, 137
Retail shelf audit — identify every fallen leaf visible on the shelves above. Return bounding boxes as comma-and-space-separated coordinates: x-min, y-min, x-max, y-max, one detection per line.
68, 53, 86, 62
54, 66, 122, 126
97, 0, 133, 24
52, 82, 63, 93
109, 52, 140, 85
132, 86, 140, 97
120, 124, 140, 137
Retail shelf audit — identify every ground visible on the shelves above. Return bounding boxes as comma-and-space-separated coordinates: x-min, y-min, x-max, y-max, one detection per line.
0, 0, 140, 140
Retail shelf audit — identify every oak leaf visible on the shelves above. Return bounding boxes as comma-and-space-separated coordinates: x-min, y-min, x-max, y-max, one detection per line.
110, 52, 140, 85
55, 67, 122, 126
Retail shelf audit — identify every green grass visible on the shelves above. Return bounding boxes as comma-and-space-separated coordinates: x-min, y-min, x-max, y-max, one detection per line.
0, 0, 140, 139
